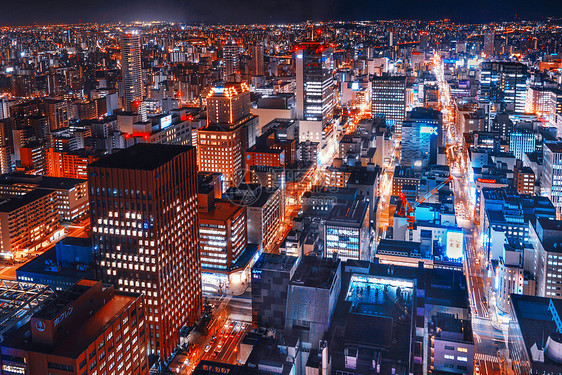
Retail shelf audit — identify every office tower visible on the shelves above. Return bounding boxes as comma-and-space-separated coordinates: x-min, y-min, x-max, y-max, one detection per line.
0, 279, 148, 375
251, 253, 298, 330
198, 82, 258, 189
480, 62, 528, 113
419, 31, 430, 52
400, 107, 442, 168
509, 130, 536, 160
0, 98, 9, 120
121, 31, 143, 111
250, 43, 265, 76
223, 40, 240, 80
529, 218, 562, 297
198, 187, 247, 271
484, 31, 495, 57
224, 184, 282, 253
44, 99, 69, 132
371, 76, 407, 135
295, 42, 336, 163
324, 198, 370, 261
89, 144, 201, 359
295, 42, 334, 125
544, 141, 562, 218
525, 86, 558, 119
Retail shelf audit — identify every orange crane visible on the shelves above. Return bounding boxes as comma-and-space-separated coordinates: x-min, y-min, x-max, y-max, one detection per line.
398, 175, 454, 232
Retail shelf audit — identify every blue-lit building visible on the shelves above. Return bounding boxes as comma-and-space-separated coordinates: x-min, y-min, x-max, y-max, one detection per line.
480, 62, 528, 113
16, 237, 94, 290
480, 187, 556, 260
324, 199, 370, 261
400, 107, 442, 169
510, 130, 538, 161
543, 141, 562, 219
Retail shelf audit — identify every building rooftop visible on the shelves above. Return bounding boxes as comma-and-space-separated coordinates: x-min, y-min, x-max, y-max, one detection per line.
0, 188, 55, 213
290, 255, 340, 289
3, 281, 140, 359
0, 173, 86, 190
90, 143, 193, 171
327, 199, 368, 227
545, 141, 562, 154
253, 253, 298, 273
510, 294, 562, 372
0, 280, 54, 343
199, 200, 245, 222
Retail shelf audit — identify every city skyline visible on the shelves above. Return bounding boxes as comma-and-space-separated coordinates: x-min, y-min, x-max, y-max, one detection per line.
0, 0, 560, 26
0, 9, 561, 375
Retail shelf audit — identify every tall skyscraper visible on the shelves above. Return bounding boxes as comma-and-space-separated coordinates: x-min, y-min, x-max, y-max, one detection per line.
88, 143, 201, 359
484, 31, 495, 57
295, 42, 336, 163
250, 43, 265, 76
121, 32, 143, 111
371, 76, 407, 135
198, 82, 258, 189
480, 62, 528, 113
295, 42, 334, 125
543, 141, 562, 219
223, 40, 240, 81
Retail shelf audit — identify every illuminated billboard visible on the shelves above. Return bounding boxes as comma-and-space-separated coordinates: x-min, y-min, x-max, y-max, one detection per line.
160, 115, 172, 129
420, 125, 438, 135
446, 230, 464, 260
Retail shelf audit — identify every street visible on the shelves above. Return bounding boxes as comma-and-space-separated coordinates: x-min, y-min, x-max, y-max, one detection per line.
433, 53, 508, 375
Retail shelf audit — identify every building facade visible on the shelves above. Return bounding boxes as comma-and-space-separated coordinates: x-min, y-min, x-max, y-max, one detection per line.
89, 144, 201, 359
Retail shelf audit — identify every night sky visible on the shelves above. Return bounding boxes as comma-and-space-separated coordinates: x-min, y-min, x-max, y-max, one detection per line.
0, 0, 560, 25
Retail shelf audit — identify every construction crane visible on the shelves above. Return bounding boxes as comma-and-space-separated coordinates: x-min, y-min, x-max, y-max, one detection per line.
398, 175, 454, 233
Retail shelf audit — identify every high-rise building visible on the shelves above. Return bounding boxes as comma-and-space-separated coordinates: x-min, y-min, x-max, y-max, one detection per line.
400, 107, 442, 168
480, 62, 528, 113
251, 253, 299, 330
198, 82, 258, 189
121, 32, 143, 111
543, 141, 562, 218
250, 43, 265, 76
529, 217, 562, 298
295, 42, 334, 125
88, 144, 201, 359
510, 130, 537, 161
44, 99, 68, 132
324, 198, 370, 261
223, 40, 240, 80
0, 279, 148, 375
484, 31, 495, 57
295, 42, 336, 163
419, 31, 430, 52
198, 190, 247, 271
371, 76, 406, 135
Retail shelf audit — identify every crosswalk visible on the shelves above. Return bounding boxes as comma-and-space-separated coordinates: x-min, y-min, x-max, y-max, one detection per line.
475, 353, 499, 363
